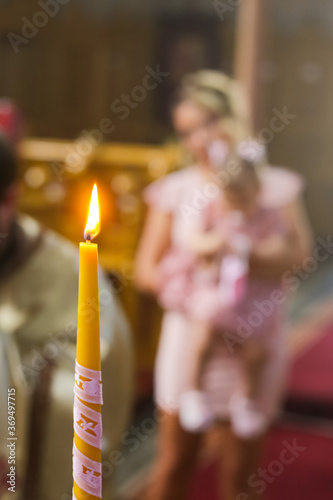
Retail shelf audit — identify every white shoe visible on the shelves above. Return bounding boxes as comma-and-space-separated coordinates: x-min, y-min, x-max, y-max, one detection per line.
179, 390, 214, 433
230, 395, 268, 439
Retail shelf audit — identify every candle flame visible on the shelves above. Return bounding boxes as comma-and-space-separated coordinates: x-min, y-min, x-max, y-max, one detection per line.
84, 184, 100, 241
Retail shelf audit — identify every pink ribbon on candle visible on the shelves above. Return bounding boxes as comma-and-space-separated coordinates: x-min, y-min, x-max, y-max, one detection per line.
73, 360, 103, 499
74, 361, 103, 405
73, 443, 102, 497
74, 396, 102, 449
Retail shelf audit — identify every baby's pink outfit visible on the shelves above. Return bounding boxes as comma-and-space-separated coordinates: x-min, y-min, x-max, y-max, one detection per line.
157, 205, 286, 339
144, 165, 304, 425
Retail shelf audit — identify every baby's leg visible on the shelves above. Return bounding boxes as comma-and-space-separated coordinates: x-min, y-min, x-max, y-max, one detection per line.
179, 319, 214, 432
229, 340, 270, 439
240, 340, 268, 400
188, 319, 212, 390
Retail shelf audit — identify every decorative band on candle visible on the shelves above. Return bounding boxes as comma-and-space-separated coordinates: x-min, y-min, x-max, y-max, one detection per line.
75, 360, 103, 405
72, 489, 78, 500
73, 443, 102, 498
74, 395, 102, 449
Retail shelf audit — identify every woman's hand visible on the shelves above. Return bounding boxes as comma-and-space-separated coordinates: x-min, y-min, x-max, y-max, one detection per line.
252, 236, 289, 260
187, 231, 232, 257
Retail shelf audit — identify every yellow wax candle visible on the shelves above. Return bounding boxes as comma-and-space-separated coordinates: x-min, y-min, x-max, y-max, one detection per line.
74, 184, 102, 500
77, 241, 100, 371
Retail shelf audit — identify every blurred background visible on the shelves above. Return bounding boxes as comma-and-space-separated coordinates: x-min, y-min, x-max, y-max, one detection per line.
1, 1, 333, 499
2, 0, 333, 371
1, 1, 333, 230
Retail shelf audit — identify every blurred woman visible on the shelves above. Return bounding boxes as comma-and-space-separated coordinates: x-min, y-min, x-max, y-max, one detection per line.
135, 71, 313, 500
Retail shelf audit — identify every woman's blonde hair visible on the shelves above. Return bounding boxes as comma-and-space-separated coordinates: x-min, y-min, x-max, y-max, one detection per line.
173, 70, 252, 145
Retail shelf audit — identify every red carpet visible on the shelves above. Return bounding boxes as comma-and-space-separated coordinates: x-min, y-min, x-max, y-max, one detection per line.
187, 425, 333, 500
288, 322, 333, 402
286, 320, 333, 418
186, 319, 333, 499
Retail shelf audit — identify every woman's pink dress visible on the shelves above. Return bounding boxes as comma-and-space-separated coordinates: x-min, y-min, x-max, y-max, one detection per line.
144, 165, 304, 422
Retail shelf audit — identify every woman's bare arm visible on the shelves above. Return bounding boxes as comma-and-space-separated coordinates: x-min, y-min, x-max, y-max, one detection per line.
249, 198, 314, 280
135, 208, 172, 294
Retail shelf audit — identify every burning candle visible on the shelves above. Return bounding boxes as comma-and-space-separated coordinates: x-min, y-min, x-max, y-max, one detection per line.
73, 184, 103, 500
